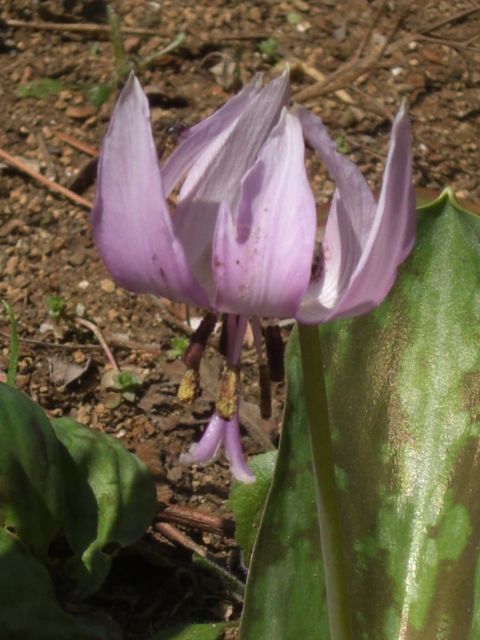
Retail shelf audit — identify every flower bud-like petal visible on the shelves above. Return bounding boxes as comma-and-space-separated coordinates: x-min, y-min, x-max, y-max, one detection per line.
92, 75, 209, 307
296, 102, 415, 323
213, 110, 316, 318
168, 72, 291, 293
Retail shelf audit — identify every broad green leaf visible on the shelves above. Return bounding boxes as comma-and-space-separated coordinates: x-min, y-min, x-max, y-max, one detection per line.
152, 622, 227, 640
239, 334, 328, 639
228, 451, 276, 564
16, 78, 63, 99
0, 528, 111, 639
241, 190, 480, 639
51, 417, 157, 597
0, 383, 66, 555
320, 190, 480, 639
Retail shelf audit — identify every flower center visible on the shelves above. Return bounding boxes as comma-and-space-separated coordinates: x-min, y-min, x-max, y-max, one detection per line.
177, 313, 285, 422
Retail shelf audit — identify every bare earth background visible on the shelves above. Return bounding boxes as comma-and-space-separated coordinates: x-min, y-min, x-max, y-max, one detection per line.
0, 0, 479, 637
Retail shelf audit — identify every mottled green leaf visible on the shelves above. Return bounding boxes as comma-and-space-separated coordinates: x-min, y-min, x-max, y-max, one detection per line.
321, 190, 480, 639
228, 452, 276, 565
153, 622, 228, 640
0, 383, 66, 555
239, 335, 328, 639
241, 190, 480, 639
51, 416, 157, 598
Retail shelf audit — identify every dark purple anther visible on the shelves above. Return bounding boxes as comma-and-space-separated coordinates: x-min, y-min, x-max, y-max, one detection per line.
259, 364, 272, 419
265, 325, 285, 382
182, 312, 217, 369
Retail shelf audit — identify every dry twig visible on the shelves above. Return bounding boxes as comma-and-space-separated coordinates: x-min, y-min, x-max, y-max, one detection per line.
288, 56, 364, 120
157, 504, 235, 537
4, 18, 167, 38
0, 330, 102, 351
5, 18, 267, 43
293, 5, 409, 103
293, 5, 480, 105
54, 131, 98, 157
104, 332, 164, 355
0, 147, 92, 209
155, 522, 208, 557
354, 0, 389, 61
74, 317, 119, 371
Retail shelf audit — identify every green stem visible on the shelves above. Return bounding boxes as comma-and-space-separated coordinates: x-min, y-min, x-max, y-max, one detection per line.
298, 323, 353, 640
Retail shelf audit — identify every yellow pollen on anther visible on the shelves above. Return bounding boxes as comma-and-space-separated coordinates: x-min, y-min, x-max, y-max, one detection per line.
216, 366, 240, 420
177, 367, 200, 404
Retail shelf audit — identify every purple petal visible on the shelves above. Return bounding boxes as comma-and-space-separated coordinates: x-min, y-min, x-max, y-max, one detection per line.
296, 103, 415, 323
326, 102, 415, 319
161, 75, 262, 196
179, 413, 225, 465
296, 191, 364, 322
296, 105, 376, 235
169, 72, 291, 289
92, 75, 209, 307
224, 413, 255, 483
213, 110, 316, 318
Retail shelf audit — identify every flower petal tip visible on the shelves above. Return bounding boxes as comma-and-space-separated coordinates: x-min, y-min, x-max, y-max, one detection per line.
232, 466, 256, 484
179, 450, 197, 466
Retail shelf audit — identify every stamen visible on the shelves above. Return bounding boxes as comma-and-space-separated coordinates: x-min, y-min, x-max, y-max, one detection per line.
265, 325, 285, 382
216, 365, 240, 420
178, 312, 216, 404
251, 318, 272, 419
216, 315, 247, 420
177, 367, 200, 404
258, 364, 272, 419
182, 312, 217, 368
219, 314, 229, 357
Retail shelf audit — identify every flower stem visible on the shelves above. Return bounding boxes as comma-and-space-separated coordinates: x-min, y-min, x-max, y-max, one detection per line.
298, 323, 353, 640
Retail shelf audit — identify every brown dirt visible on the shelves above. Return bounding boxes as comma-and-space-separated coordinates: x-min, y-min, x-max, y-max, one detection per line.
1, 0, 479, 637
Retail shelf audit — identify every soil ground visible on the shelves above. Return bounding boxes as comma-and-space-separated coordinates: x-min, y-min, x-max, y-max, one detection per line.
1, 0, 479, 637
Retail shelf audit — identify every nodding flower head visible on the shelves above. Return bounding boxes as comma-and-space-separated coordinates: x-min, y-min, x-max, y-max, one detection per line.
92, 71, 415, 481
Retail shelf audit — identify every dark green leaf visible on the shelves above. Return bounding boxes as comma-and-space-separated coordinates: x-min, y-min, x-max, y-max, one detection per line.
0, 384, 66, 556
152, 622, 228, 640
0, 528, 111, 639
51, 416, 157, 597
228, 451, 276, 564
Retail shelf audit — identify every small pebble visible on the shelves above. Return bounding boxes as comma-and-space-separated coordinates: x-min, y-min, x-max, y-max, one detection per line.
101, 279, 116, 293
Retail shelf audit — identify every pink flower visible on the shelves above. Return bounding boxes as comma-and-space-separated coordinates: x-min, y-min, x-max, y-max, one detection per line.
92, 73, 415, 482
